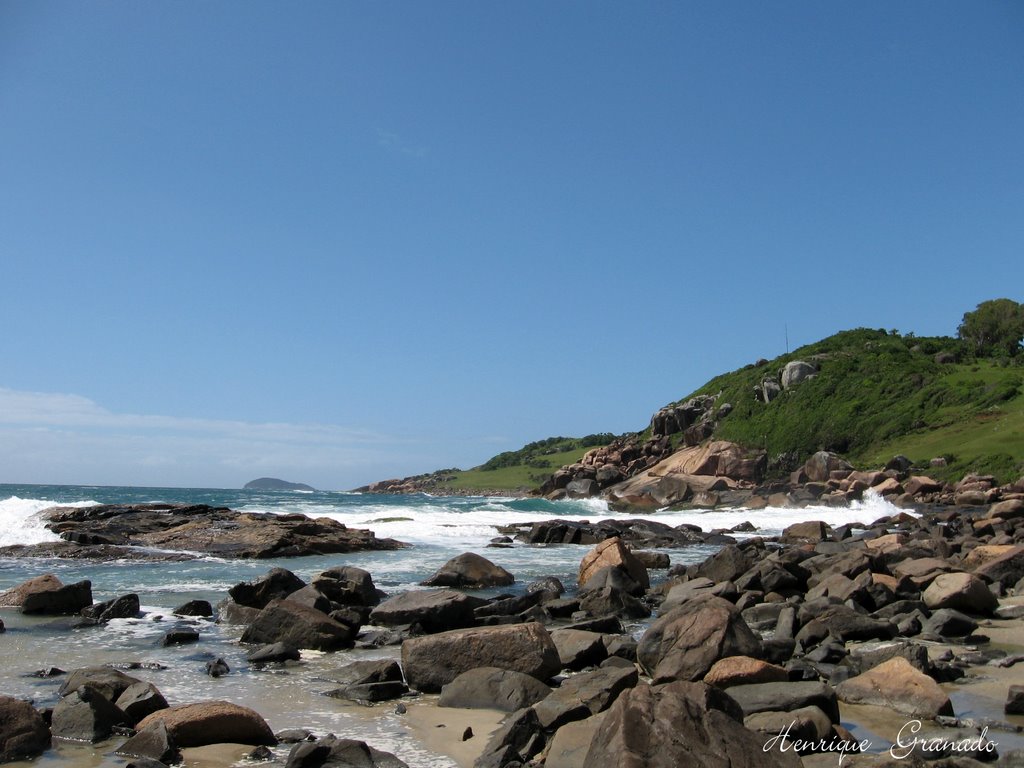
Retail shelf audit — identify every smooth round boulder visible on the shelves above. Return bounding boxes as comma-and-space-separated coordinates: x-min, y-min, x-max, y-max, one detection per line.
923, 572, 998, 615
240, 599, 354, 651
835, 657, 953, 719
136, 701, 276, 748
420, 552, 514, 588
637, 595, 761, 683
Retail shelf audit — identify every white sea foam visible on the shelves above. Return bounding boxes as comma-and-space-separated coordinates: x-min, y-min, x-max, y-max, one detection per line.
0, 496, 96, 547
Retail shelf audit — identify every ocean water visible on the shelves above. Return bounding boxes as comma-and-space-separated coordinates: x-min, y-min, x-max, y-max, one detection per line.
0, 484, 902, 767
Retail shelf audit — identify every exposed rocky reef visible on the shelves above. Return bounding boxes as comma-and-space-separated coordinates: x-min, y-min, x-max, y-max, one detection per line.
0, 504, 405, 560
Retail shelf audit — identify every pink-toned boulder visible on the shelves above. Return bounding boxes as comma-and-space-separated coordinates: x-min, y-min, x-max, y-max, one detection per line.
836, 657, 952, 719
923, 572, 998, 615
904, 476, 943, 496
579, 537, 649, 591
136, 701, 276, 747
704, 656, 788, 689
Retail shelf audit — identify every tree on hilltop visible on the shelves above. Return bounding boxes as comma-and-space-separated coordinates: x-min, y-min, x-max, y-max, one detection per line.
958, 298, 1024, 358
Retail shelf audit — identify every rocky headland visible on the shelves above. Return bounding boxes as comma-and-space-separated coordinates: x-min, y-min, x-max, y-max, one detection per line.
5, 492, 1024, 767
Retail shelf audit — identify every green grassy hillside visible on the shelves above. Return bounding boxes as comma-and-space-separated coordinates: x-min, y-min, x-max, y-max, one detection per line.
686, 328, 1023, 483
403, 324, 1023, 494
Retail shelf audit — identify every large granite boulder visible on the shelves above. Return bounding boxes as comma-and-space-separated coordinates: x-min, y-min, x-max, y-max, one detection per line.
0, 574, 92, 615
58, 666, 142, 701
240, 599, 355, 651
51, 687, 129, 742
923, 572, 998, 615
637, 595, 761, 683
115, 682, 169, 725
437, 667, 552, 711
582, 681, 800, 768
369, 589, 484, 633
311, 566, 381, 606
802, 452, 852, 483
533, 665, 639, 730
401, 622, 560, 693
781, 361, 816, 390
722, 681, 840, 723
579, 538, 649, 592
835, 656, 953, 719
136, 701, 276, 747
0, 696, 51, 762
229, 568, 306, 609
703, 656, 789, 689
420, 553, 514, 589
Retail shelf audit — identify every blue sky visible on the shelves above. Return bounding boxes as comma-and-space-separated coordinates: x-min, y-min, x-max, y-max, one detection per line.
1, 2, 1022, 489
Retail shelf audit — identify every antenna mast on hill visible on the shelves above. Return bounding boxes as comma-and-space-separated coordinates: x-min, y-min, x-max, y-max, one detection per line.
785, 324, 789, 354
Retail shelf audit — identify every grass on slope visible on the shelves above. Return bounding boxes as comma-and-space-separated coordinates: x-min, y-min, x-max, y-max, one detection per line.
683, 328, 1024, 483
440, 447, 593, 492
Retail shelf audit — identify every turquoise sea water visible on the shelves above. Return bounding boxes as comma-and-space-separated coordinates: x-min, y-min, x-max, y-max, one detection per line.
0, 484, 897, 767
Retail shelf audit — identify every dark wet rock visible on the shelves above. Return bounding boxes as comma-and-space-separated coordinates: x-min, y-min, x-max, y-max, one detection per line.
420, 552, 514, 589
695, 544, 755, 583
438, 667, 552, 712
578, 583, 651, 620
328, 659, 404, 687
526, 576, 565, 596
59, 666, 142, 701
474, 707, 544, 768
160, 628, 200, 647
283, 586, 334, 614
116, 720, 180, 764
241, 599, 355, 651
230, 568, 307, 609
550, 629, 609, 670
637, 595, 761, 683
632, 550, 671, 569
115, 682, 169, 725
29, 667, 65, 678
474, 591, 546, 619
51, 686, 130, 742
81, 593, 140, 622
312, 566, 382, 606
285, 735, 408, 768
172, 600, 213, 617
401, 622, 560, 693
795, 604, 897, 646
39, 503, 406, 559
323, 681, 408, 703
247, 642, 301, 664
835, 656, 953, 718
583, 681, 800, 768
137, 701, 276, 747
369, 589, 485, 634
922, 608, 978, 638
725, 681, 841, 723
533, 664, 639, 730
215, 598, 262, 626
205, 658, 230, 677
1006, 685, 1024, 715
0, 695, 51, 762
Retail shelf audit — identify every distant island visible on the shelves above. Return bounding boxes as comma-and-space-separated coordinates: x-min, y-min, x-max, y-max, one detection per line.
243, 477, 316, 492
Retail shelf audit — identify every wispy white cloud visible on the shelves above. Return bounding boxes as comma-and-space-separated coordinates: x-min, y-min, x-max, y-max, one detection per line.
376, 128, 427, 159
0, 386, 420, 489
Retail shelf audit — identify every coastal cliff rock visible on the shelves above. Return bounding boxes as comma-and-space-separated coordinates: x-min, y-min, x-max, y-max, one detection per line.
32, 504, 405, 559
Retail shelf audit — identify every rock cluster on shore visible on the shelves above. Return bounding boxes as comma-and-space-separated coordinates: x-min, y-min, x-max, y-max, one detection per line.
0, 503, 406, 560
4, 489, 1024, 767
